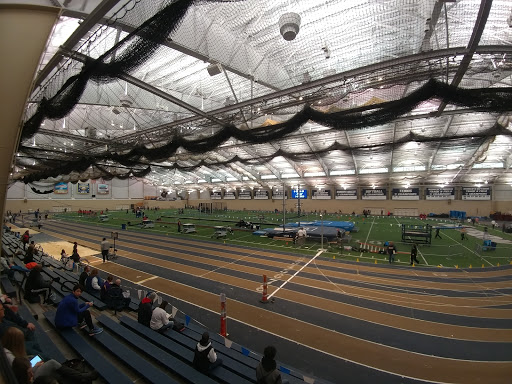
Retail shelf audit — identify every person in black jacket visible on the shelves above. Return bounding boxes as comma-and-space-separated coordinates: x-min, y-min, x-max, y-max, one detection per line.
193, 332, 222, 374
410, 244, 420, 265
24, 265, 52, 304
137, 292, 156, 327
256, 345, 287, 384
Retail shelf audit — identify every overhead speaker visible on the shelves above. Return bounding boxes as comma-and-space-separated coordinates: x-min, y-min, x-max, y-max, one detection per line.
207, 63, 222, 76
279, 12, 301, 41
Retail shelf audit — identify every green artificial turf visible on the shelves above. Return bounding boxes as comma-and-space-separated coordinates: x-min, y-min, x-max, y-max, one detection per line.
52, 209, 512, 269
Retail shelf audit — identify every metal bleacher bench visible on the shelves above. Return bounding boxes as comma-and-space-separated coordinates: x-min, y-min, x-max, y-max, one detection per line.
97, 315, 216, 384
119, 315, 252, 384
1, 276, 17, 299
44, 311, 135, 384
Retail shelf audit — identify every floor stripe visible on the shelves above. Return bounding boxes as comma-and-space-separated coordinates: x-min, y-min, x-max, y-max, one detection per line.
267, 249, 325, 300
135, 275, 159, 284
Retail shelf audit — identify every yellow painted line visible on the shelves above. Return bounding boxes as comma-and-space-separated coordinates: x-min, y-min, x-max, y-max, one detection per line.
135, 275, 159, 285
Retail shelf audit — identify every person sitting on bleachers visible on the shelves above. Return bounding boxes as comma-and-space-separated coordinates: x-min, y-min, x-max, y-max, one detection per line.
78, 265, 90, 288
138, 292, 156, 327
100, 275, 113, 301
1, 256, 29, 279
3, 326, 98, 382
193, 331, 223, 374
23, 241, 38, 264
23, 265, 53, 304
0, 302, 42, 358
55, 284, 102, 336
256, 345, 288, 384
85, 269, 103, 296
150, 300, 174, 333
107, 279, 131, 309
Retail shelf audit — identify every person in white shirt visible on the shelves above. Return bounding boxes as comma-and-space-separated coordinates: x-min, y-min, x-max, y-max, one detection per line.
296, 227, 307, 246
100, 237, 110, 262
150, 301, 174, 333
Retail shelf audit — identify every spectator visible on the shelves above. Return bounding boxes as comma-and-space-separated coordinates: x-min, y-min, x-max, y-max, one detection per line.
100, 237, 110, 263
1, 256, 29, 279
55, 284, 102, 336
12, 356, 34, 384
193, 331, 222, 374
21, 230, 30, 250
24, 265, 53, 304
23, 241, 38, 264
60, 249, 69, 264
85, 269, 103, 295
107, 278, 131, 309
78, 265, 90, 287
138, 292, 156, 327
100, 275, 113, 301
2, 326, 95, 382
0, 302, 42, 357
410, 244, 420, 265
150, 300, 174, 333
70, 249, 80, 264
387, 241, 397, 264
72, 242, 78, 254
256, 345, 287, 384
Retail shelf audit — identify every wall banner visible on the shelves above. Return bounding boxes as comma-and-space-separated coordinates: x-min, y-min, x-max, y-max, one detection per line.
335, 189, 357, 200
425, 187, 455, 200
362, 188, 387, 200
97, 184, 109, 194
254, 190, 269, 200
223, 191, 236, 199
238, 190, 252, 200
461, 187, 491, 200
54, 182, 68, 194
272, 190, 287, 199
392, 188, 419, 200
77, 182, 90, 194
211, 191, 222, 200
311, 189, 332, 200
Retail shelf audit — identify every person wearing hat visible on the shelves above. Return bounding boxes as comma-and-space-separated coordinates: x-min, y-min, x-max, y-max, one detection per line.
193, 331, 222, 374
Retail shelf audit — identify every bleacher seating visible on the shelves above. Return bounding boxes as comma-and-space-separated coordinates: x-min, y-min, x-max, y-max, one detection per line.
119, 315, 253, 383
44, 311, 133, 384
97, 315, 217, 384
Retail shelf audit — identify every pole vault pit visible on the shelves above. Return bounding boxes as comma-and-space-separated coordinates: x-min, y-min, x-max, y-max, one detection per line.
401, 224, 432, 245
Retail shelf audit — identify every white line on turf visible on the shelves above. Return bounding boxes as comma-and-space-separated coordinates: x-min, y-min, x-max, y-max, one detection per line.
360, 216, 376, 257
267, 249, 325, 300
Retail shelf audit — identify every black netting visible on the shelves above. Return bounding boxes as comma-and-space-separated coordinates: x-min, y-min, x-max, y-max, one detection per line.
22, 0, 211, 139
18, 0, 512, 183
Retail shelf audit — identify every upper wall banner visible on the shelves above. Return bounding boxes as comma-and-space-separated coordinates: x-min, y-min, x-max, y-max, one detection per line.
272, 190, 287, 199
335, 189, 357, 200
362, 188, 387, 200
254, 190, 269, 200
462, 187, 491, 200
211, 191, 222, 200
77, 182, 90, 194
54, 182, 68, 194
425, 187, 455, 200
239, 190, 252, 200
391, 188, 419, 200
223, 191, 236, 199
311, 189, 332, 200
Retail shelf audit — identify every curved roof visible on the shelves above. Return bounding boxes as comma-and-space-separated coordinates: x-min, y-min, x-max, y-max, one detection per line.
13, 0, 512, 193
